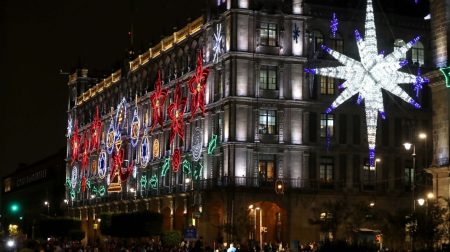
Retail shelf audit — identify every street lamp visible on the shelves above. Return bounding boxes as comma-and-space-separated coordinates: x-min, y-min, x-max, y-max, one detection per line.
44, 201, 50, 215
374, 158, 381, 189
404, 142, 416, 251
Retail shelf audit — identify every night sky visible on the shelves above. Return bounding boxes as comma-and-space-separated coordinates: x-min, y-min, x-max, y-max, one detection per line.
0, 0, 205, 177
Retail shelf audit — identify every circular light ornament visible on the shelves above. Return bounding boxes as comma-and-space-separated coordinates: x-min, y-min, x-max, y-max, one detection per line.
130, 107, 140, 148
98, 151, 107, 179
106, 120, 115, 155
191, 127, 203, 162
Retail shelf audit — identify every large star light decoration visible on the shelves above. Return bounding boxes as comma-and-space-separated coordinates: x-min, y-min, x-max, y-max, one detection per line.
305, 0, 428, 169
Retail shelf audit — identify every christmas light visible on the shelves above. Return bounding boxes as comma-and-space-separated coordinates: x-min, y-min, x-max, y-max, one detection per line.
81, 130, 90, 173
70, 190, 76, 200
130, 106, 140, 148
213, 23, 223, 62
191, 127, 203, 161
439, 66, 450, 87
153, 138, 160, 159
110, 147, 134, 182
330, 13, 338, 38
292, 23, 300, 44
305, 0, 427, 168
150, 175, 158, 189
150, 70, 168, 131
90, 106, 102, 152
172, 149, 181, 172
140, 175, 147, 189
168, 81, 187, 145
188, 50, 210, 121
140, 134, 150, 167
71, 166, 78, 189
207, 134, 218, 155
194, 162, 203, 180
98, 150, 107, 179
182, 159, 191, 174
81, 176, 86, 192
70, 122, 81, 163
67, 116, 73, 138
115, 98, 127, 133
161, 158, 170, 177
106, 119, 115, 155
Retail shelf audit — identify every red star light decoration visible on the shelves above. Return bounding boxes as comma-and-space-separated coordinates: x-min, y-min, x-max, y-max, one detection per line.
90, 106, 102, 152
150, 70, 168, 132
188, 50, 210, 121
70, 122, 81, 164
168, 81, 187, 145
171, 148, 181, 172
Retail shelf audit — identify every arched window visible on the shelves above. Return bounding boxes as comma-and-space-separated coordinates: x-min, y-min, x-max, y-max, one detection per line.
394, 39, 406, 60
411, 41, 424, 66
309, 30, 324, 53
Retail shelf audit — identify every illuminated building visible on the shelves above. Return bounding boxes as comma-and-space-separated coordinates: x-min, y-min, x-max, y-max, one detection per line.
65, 0, 431, 247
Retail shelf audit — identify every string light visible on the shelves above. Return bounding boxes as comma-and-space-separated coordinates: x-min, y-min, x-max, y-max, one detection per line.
161, 158, 170, 177
208, 134, 218, 155
168, 81, 187, 145
71, 166, 78, 189
140, 175, 147, 189
439, 66, 450, 87
70, 122, 81, 163
305, 0, 427, 168
150, 70, 168, 132
140, 134, 150, 167
188, 50, 210, 121
67, 116, 73, 138
213, 23, 223, 62
182, 159, 191, 174
130, 106, 140, 148
98, 150, 107, 179
172, 149, 181, 172
150, 175, 158, 189
106, 119, 115, 155
115, 98, 127, 133
90, 106, 102, 152
153, 139, 160, 159
194, 162, 204, 180
330, 13, 338, 38
191, 127, 203, 162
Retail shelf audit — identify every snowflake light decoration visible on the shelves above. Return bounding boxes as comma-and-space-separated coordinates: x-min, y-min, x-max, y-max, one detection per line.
150, 70, 168, 132
330, 13, 338, 38
67, 116, 73, 138
292, 23, 300, 44
98, 150, 107, 179
213, 23, 223, 63
305, 0, 428, 168
188, 50, 210, 121
168, 81, 187, 145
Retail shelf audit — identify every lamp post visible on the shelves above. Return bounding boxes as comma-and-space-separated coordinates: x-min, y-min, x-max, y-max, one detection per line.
249, 205, 256, 241
374, 158, 381, 190
404, 142, 416, 251
256, 207, 263, 250
44, 201, 50, 215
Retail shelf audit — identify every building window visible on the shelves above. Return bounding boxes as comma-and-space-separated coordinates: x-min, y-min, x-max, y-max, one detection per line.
259, 110, 277, 134
394, 39, 406, 60
260, 22, 277, 46
320, 113, 334, 138
330, 34, 343, 53
404, 160, 414, 191
411, 41, 424, 66
320, 157, 334, 185
310, 30, 324, 53
319, 76, 334, 95
362, 159, 375, 190
259, 65, 278, 90
259, 155, 276, 182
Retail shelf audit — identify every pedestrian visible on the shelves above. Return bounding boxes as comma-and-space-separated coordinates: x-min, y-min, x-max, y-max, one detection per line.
227, 243, 236, 252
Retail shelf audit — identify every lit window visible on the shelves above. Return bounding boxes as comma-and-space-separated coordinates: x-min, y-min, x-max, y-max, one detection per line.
260, 23, 277, 46
411, 41, 424, 66
259, 110, 277, 134
259, 155, 276, 181
320, 113, 334, 138
320, 157, 334, 184
260, 65, 278, 90
319, 76, 334, 95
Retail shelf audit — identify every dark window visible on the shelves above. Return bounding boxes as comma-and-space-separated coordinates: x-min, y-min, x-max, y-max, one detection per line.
362, 158, 375, 190
320, 157, 334, 186
260, 22, 277, 46
353, 115, 361, 145
330, 35, 343, 53
339, 114, 347, 144
309, 112, 317, 143
259, 110, 277, 134
310, 31, 323, 53
411, 42, 424, 66
260, 65, 278, 90
320, 113, 334, 138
